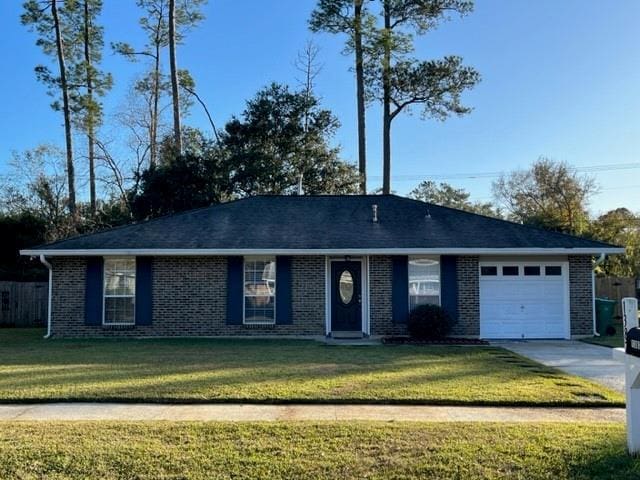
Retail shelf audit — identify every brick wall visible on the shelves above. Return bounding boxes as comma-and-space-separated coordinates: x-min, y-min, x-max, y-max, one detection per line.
369, 256, 405, 336
50, 257, 87, 337
50, 254, 587, 339
569, 255, 594, 336
50, 256, 325, 338
369, 255, 481, 337
453, 256, 480, 337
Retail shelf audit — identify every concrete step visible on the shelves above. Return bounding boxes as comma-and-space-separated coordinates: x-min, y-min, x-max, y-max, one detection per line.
330, 331, 364, 339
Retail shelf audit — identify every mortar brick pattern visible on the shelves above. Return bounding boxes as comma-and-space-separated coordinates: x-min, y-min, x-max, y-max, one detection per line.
569, 255, 594, 336
454, 256, 480, 337
369, 255, 481, 337
50, 257, 86, 337
369, 256, 406, 336
50, 256, 325, 338
49, 254, 593, 339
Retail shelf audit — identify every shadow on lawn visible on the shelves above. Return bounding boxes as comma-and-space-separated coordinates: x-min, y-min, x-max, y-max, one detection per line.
566, 443, 640, 480
0, 329, 623, 406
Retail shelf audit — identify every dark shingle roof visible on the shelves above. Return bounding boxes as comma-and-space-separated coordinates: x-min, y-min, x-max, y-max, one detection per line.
24, 195, 622, 253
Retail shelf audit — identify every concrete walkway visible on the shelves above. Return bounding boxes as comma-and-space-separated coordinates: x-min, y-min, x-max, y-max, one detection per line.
0, 403, 624, 422
497, 340, 625, 392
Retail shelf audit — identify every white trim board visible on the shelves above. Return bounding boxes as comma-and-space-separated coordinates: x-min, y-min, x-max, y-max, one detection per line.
21, 247, 624, 257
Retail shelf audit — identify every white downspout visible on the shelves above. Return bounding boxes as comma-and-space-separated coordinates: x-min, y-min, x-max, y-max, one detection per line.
39, 255, 53, 339
592, 253, 606, 336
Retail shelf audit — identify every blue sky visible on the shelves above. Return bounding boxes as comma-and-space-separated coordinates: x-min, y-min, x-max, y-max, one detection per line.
1, 0, 639, 214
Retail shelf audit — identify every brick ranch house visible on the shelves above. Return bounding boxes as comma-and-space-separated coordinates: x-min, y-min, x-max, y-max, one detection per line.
21, 195, 623, 339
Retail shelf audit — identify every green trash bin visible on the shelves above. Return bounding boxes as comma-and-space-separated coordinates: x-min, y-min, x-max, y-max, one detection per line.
595, 298, 617, 335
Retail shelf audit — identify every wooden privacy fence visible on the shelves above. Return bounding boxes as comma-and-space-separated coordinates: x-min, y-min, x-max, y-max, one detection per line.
595, 276, 638, 321
0, 281, 48, 328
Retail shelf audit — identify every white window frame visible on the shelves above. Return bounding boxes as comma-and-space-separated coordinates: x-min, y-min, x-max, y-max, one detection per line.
102, 257, 136, 326
408, 255, 441, 310
479, 262, 565, 279
243, 256, 276, 325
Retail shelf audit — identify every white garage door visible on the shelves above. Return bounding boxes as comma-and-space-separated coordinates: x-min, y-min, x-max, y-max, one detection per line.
479, 262, 569, 339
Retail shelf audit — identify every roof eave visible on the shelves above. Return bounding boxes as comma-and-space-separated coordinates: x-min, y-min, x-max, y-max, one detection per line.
20, 247, 626, 257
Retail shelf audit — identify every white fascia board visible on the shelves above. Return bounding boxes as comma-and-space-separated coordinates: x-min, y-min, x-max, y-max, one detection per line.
21, 247, 626, 257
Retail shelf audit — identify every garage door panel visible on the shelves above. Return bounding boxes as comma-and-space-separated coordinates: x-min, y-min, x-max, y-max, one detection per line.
479, 264, 568, 339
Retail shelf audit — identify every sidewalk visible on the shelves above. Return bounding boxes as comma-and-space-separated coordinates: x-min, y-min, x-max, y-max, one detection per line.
0, 403, 625, 422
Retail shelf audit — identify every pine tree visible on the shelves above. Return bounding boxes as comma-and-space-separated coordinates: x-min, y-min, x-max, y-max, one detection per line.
113, 0, 206, 166
310, 0, 372, 194
22, 0, 77, 215
67, 0, 112, 215
367, 0, 480, 194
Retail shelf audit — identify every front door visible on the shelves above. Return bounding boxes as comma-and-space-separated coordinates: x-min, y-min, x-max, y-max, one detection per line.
331, 261, 362, 332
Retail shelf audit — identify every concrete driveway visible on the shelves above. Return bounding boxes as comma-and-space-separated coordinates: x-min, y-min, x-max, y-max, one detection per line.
496, 340, 625, 392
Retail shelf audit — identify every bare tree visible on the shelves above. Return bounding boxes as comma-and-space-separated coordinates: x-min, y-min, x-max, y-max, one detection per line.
114, 0, 207, 163
294, 40, 323, 134
2, 146, 76, 240
112, 0, 168, 167
94, 138, 144, 216
94, 85, 164, 211
179, 70, 220, 143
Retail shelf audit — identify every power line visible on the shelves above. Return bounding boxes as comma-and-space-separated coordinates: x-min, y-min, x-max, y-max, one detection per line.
600, 184, 640, 191
368, 162, 640, 182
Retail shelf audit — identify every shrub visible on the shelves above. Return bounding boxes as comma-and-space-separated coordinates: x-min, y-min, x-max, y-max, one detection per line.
407, 304, 454, 340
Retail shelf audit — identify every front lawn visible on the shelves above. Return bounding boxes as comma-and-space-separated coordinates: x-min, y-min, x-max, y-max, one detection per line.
0, 329, 623, 405
0, 422, 637, 479
581, 330, 624, 348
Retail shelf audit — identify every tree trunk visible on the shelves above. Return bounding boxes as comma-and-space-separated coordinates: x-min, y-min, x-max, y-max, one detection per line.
354, 0, 367, 195
83, 0, 96, 215
168, 0, 182, 154
150, 45, 160, 167
382, 1, 391, 195
52, 0, 76, 215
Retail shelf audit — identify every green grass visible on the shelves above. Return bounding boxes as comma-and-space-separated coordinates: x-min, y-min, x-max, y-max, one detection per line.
0, 422, 637, 479
581, 323, 624, 348
0, 329, 623, 405
581, 331, 624, 348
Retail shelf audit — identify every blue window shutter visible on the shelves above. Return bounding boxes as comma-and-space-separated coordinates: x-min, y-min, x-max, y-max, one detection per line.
275, 256, 292, 325
135, 257, 153, 325
85, 257, 103, 326
227, 256, 244, 325
440, 255, 458, 321
392, 256, 409, 324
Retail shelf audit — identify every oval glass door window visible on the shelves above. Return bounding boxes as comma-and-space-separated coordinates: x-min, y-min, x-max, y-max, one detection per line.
339, 270, 354, 304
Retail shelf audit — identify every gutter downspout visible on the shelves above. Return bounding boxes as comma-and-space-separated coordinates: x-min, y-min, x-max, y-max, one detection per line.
592, 253, 607, 336
39, 255, 53, 339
